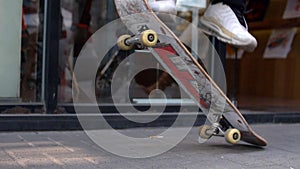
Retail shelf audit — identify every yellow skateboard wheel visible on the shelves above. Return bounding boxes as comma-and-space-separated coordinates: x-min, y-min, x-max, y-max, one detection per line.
225, 128, 241, 144
117, 34, 133, 51
198, 125, 213, 139
140, 29, 158, 47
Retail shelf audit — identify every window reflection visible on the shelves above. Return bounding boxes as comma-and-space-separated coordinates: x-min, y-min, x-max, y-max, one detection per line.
21, 0, 43, 102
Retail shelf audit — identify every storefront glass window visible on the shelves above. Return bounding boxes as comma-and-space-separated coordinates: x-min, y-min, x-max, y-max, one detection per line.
21, 0, 44, 103
58, 0, 181, 105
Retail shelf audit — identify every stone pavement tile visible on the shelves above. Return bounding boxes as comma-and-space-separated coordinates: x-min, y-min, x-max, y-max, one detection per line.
253, 124, 300, 153
244, 165, 297, 169
176, 159, 248, 169
58, 157, 101, 169
0, 150, 14, 161
0, 161, 22, 169
223, 151, 297, 168
102, 153, 248, 169
92, 159, 141, 169
15, 158, 62, 169
3, 149, 64, 168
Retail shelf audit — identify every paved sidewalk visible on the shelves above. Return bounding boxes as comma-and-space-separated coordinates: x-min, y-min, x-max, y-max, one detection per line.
0, 124, 299, 169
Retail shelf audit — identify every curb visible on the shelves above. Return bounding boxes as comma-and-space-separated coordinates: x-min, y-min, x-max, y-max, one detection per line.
0, 112, 299, 131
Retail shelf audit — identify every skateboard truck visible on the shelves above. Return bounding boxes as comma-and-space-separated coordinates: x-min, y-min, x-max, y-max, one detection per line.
199, 119, 241, 144
117, 29, 158, 51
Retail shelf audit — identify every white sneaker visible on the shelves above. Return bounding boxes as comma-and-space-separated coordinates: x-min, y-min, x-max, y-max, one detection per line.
199, 3, 257, 52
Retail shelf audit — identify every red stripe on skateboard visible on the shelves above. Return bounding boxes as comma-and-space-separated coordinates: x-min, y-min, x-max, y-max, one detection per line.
153, 47, 209, 109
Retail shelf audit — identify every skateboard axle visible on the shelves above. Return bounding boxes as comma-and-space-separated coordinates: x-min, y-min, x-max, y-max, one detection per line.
125, 36, 140, 45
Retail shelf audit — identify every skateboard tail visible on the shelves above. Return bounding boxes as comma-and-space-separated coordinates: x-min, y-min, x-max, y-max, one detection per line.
241, 131, 268, 146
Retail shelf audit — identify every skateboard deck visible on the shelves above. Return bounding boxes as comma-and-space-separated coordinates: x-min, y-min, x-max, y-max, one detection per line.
114, 0, 267, 146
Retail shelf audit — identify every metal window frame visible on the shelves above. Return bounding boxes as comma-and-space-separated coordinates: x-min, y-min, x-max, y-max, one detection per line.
43, 0, 61, 113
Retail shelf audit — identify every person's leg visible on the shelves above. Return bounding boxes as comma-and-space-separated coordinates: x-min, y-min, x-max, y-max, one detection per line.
212, 0, 246, 9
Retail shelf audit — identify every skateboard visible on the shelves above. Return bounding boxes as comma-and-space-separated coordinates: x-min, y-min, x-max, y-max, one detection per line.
114, 0, 267, 146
